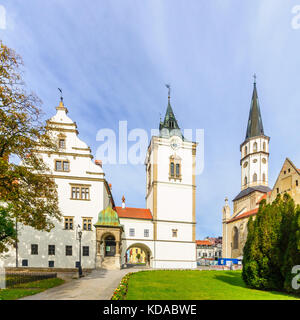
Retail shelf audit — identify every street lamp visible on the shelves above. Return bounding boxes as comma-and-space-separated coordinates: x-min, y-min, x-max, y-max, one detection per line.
77, 225, 83, 277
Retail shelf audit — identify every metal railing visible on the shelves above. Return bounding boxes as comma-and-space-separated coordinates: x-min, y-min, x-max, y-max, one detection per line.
3, 272, 57, 288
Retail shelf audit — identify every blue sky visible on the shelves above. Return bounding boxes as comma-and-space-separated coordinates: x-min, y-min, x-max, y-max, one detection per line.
1, 0, 300, 239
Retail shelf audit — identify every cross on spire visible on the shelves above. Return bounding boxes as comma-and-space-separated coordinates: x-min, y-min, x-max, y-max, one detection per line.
165, 84, 171, 100
253, 73, 257, 85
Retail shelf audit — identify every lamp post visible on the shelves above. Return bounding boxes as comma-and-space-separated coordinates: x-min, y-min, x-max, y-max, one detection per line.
77, 225, 83, 277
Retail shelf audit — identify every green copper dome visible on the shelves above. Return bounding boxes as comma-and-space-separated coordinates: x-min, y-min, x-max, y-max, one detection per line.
94, 206, 121, 227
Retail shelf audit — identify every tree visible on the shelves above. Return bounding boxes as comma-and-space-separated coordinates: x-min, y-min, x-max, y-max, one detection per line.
243, 194, 300, 294
0, 206, 16, 253
0, 41, 61, 253
282, 204, 300, 294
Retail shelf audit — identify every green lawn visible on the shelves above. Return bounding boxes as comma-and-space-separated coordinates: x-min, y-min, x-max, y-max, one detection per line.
125, 270, 299, 300
0, 278, 64, 300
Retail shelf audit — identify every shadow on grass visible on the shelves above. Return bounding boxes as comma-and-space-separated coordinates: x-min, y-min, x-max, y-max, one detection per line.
214, 271, 300, 300
213, 271, 246, 289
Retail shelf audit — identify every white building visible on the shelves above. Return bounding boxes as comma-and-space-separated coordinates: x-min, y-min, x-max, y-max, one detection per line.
1, 93, 197, 270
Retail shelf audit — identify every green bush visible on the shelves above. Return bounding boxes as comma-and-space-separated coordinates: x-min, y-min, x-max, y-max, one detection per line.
242, 194, 300, 295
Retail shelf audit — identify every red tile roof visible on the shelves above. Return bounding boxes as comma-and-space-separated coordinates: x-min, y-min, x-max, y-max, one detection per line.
196, 240, 212, 246
227, 208, 259, 224
115, 207, 153, 220
256, 194, 267, 204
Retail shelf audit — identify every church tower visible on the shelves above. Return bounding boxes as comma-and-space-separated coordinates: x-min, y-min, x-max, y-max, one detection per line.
145, 87, 197, 269
240, 77, 270, 190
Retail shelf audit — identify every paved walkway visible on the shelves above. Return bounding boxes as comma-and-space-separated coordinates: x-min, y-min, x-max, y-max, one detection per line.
21, 268, 146, 300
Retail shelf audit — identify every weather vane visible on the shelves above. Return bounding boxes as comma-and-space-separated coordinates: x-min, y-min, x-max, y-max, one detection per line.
58, 88, 63, 102
253, 73, 257, 84
165, 84, 171, 98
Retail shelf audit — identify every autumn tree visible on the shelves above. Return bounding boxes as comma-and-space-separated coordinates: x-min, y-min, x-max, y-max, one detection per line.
0, 41, 61, 253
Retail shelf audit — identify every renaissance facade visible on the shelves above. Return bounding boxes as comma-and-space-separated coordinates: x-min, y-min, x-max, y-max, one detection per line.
1, 93, 197, 270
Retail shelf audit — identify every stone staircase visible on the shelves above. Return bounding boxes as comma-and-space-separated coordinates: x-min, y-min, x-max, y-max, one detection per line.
101, 256, 120, 270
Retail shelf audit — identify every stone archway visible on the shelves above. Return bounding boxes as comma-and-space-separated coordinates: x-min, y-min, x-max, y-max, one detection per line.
124, 243, 153, 268
95, 228, 122, 270
94, 205, 123, 270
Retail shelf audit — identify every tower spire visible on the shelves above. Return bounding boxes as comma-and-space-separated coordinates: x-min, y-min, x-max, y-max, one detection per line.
159, 84, 183, 139
245, 75, 264, 140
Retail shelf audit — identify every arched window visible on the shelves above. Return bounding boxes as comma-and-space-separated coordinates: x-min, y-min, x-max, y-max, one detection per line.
262, 173, 266, 183
253, 142, 257, 152
245, 146, 248, 156
170, 162, 174, 177
233, 227, 239, 250
244, 176, 248, 186
169, 156, 181, 180
253, 173, 257, 182
263, 142, 266, 152
176, 163, 180, 177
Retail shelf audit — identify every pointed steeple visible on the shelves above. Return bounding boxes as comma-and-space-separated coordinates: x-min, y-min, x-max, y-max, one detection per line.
245, 76, 264, 140
159, 85, 183, 139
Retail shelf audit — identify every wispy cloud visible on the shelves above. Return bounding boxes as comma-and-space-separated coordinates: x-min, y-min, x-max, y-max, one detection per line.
1, 0, 299, 238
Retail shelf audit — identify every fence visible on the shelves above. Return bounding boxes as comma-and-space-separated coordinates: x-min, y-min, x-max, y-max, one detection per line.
3, 272, 57, 288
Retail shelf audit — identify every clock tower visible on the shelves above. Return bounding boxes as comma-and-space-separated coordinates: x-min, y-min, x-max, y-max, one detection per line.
145, 89, 197, 269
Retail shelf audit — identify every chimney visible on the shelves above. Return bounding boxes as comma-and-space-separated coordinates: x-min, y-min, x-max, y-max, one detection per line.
122, 195, 126, 208
95, 160, 102, 167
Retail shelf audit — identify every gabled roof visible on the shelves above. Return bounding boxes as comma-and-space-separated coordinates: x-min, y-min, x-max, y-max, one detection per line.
271, 157, 300, 192
233, 185, 271, 202
245, 81, 265, 140
115, 207, 153, 220
227, 208, 259, 224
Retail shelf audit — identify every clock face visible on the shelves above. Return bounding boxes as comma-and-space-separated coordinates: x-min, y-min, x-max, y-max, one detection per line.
170, 137, 181, 150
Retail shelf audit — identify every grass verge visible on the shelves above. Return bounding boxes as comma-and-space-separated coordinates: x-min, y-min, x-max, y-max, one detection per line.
0, 278, 64, 300
114, 270, 299, 300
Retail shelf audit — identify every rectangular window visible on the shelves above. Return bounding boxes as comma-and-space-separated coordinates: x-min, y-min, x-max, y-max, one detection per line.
55, 160, 70, 172
63, 161, 69, 172
64, 217, 74, 230
71, 185, 90, 200
31, 244, 38, 255
55, 160, 62, 171
83, 246, 89, 256
129, 228, 135, 237
296, 180, 298, 187
48, 261, 54, 268
48, 245, 55, 255
22, 259, 28, 267
66, 245, 72, 256
82, 218, 92, 231
59, 139, 65, 149
172, 229, 178, 238
144, 229, 149, 237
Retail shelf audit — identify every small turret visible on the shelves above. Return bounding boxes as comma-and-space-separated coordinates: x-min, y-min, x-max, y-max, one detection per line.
222, 197, 231, 221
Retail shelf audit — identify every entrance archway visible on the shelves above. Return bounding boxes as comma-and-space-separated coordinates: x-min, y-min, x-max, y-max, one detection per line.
104, 235, 116, 257
124, 243, 152, 268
